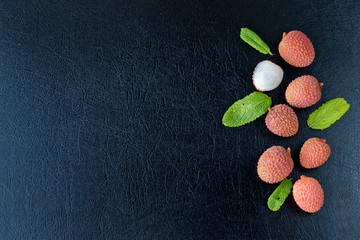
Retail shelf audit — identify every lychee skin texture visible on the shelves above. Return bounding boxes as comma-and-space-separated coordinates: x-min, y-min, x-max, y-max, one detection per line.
265, 104, 299, 137
252, 60, 284, 92
300, 138, 331, 169
285, 75, 322, 108
257, 146, 294, 184
293, 176, 324, 213
279, 31, 315, 67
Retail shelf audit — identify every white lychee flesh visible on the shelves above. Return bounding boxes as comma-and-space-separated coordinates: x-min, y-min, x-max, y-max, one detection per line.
253, 60, 284, 91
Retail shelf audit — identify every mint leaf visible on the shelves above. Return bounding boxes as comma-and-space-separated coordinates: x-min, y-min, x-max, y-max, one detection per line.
267, 179, 293, 212
307, 98, 350, 130
222, 92, 271, 127
240, 28, 273, 55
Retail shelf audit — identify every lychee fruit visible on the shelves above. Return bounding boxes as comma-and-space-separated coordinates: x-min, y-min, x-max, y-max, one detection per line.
285, 75, 323, 108
278, 31, 315, 67
252, 60, 284, 92
300, 138, 331, 169
293, 175, 324, 213
265, 104, 299, 137
257, 146, 294, 183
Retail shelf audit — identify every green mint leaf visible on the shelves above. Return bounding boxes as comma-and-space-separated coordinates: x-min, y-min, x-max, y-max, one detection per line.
307, 98, 350, 130
222, 92, 271, 127
267, 179, 293, 212
240, 28, 273, 55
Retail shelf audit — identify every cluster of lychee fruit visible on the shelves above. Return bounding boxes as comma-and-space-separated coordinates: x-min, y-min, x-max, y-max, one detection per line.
254, 31, 322, 137
258, 139, 330, 213
254, 30, 330, 213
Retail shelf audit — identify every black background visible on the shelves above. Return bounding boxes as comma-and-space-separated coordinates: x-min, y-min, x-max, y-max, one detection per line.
1, 0, 360, 239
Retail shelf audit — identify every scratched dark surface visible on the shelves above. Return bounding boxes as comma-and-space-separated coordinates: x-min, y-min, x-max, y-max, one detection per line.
0, 0, 359, 239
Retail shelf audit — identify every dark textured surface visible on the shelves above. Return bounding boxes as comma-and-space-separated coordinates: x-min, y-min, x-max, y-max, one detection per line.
0, 0, 360, 239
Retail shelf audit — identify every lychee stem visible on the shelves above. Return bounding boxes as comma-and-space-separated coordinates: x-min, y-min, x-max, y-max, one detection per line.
319, 83, 324, 88
287, 147, 291, 155
282, 32, 287, 39
321, 139, 327, 143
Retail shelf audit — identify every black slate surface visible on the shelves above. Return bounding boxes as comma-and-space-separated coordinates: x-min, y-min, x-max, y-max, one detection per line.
0, 0, 360, 239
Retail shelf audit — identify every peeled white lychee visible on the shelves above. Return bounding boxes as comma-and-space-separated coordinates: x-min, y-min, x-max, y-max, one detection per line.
252, 60, 284, 92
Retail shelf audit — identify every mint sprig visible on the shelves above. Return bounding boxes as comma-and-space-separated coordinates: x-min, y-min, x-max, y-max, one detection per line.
240, 28, 273, 55
267, 179, 293, 212
307, 98, 350, 130
222, 92, 271, 127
